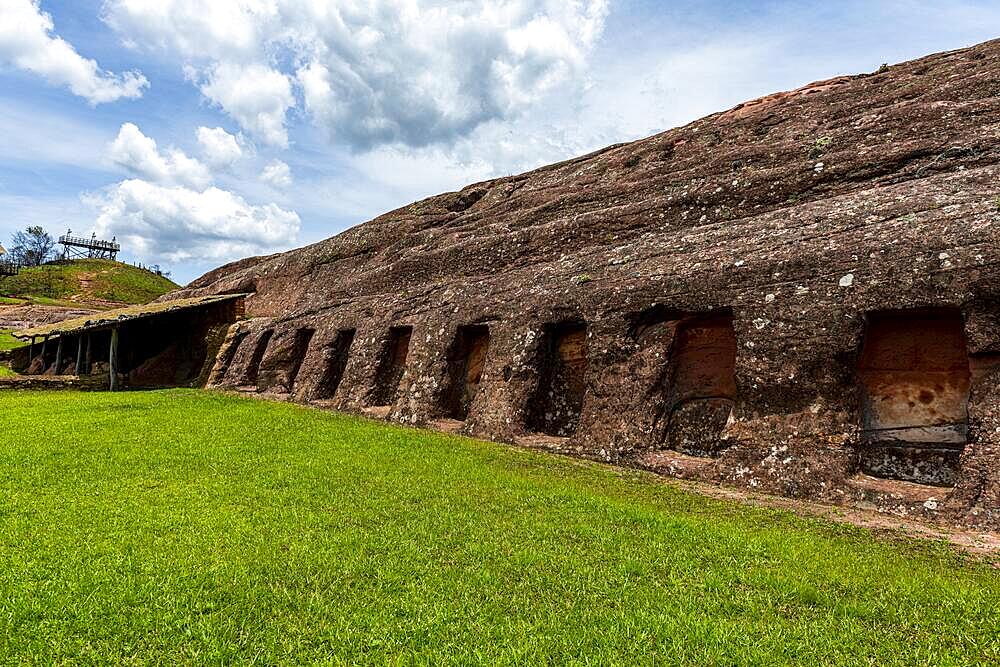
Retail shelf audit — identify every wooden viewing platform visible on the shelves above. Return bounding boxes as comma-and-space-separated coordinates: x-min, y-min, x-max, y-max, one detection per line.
59, 231, 120, 261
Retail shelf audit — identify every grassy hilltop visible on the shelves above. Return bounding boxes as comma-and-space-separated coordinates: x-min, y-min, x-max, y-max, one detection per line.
0, 259, 178, 365
0, 258, 177, 308
0, 389, 997, 664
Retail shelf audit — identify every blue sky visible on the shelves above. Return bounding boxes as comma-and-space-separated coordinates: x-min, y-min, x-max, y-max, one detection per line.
1, 1, 998, 284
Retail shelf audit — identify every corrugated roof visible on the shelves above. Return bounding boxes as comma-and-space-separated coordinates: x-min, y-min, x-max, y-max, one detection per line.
14, 293, 246, 340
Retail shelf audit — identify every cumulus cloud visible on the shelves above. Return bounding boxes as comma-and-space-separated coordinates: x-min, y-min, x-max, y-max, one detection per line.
196, 126, 245, 169
103, 0, 609, 150
0, 0, 147, 104
260, 159, 292, 188
88, 179, 300, 264
101, 124, 299, 265
108, 123, 211, 189
197, 63, 295, 148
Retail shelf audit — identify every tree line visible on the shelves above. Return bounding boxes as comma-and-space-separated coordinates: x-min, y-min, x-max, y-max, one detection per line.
5, 226, 55, 267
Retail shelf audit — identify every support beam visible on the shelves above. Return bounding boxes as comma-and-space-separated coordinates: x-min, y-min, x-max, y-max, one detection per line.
109, 327, 119, 391
54, 338, 64, 375
28, 337, 34, 362
84, 334, 92, 375
41, 336, 48, 372
75, 336, 84, 376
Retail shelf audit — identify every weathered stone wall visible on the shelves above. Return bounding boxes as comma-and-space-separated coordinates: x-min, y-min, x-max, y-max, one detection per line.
179, 40, 1000, 529
0, 375, 108, 391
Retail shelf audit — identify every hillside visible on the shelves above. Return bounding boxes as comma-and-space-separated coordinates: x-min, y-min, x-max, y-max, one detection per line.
179, 38, 1000, 529
0, 259, 178, 363
0, 259, 177, 308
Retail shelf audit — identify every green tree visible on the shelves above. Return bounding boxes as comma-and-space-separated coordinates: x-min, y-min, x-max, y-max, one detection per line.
10, 226, 55, 267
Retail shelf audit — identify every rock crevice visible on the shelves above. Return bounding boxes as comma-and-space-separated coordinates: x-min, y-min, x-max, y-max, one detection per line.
182, 39, 1000, 529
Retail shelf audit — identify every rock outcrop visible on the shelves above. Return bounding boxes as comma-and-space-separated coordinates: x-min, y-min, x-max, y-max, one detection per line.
0, 305, 98, 331
178, 39, 1000, 529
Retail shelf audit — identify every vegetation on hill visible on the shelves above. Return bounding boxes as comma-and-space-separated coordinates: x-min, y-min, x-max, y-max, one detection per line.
0, 331, 22, 375
0, 389, 996, 664
0, 259, 177, 307
0, 330, 21, 351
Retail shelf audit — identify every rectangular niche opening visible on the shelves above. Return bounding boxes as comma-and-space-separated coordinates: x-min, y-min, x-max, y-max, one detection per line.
659, 312, 737, 457
371, 325, 413, 406
441, 324, 491, 421
246, 329, 274, 388
526, 321, 588, 437
856, 308, 971, 486
285, 327, 316, 391
314, 329, 356, 400
215, 330, 249, 383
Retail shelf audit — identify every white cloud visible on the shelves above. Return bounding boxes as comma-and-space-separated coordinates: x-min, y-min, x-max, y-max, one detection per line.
0, 0, 147, 104
99, 124, 299, 266
103, 0, 609, 150
196, 126, 245, 169
108, 122, 211, 189
197, 62, 294, 148
260, 159, 292, 188
88, 179, 300, 264
103, 0, 275, 61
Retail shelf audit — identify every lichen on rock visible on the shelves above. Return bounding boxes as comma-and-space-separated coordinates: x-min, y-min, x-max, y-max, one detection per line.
178, 39, 1000, 530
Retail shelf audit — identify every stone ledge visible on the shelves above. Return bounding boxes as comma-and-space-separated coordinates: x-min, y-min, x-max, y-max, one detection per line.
0, 375, 108, 391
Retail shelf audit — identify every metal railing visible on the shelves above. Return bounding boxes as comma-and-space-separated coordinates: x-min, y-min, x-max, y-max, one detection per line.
58, 234, 120, 252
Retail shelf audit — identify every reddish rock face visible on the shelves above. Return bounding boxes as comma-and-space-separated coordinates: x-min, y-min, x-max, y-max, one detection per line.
526, 322, 589, 437
178, 39, 1000, 529
662, 314, 737, 457
310, 329, 356, 402
370, 326, 413, 407
857, 309, 971, 485
441, 324, 490, 422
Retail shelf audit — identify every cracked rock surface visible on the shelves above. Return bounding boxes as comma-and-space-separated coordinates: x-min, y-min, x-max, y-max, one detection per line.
175, 39, 1000, 530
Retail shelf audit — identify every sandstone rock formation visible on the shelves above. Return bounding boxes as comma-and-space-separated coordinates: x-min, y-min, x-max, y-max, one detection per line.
178, 39, 1000, 529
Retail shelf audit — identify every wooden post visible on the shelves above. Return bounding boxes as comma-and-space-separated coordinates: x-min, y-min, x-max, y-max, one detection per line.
75, 336, 84, 376
40, 336, 49, 373
109, 328, 119, 391
28, 337, 34, 362
84, 334, 92, 375
54, 338, 64, 375
109, 327, 119, 391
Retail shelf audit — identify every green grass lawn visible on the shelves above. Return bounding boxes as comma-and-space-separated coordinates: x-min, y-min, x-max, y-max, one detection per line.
1, 390, 997, 664
0, 259, 177, 306
0, 329, 24, 352
0, 330, 25, 377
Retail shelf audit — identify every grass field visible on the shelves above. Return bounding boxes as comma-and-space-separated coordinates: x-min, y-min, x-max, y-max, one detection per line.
0, 329, 23, 352
1, 390, 997, 664
0, 259, 177, 306
0, 330, 23, 376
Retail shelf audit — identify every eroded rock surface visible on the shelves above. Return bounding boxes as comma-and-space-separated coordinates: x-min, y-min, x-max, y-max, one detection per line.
177, 40, 1000, 529
0, 305, 98, 331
